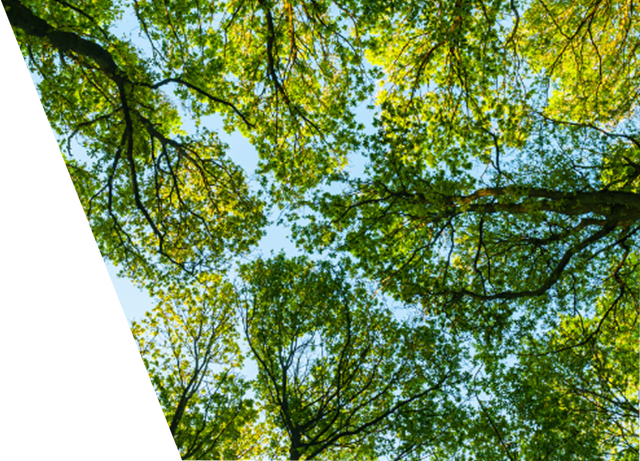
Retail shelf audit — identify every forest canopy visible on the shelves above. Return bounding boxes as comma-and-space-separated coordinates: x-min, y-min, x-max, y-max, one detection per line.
4, 0, 638, 459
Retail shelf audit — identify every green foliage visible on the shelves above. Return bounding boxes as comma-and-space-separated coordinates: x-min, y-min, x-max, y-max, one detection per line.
239, 254, 468, 460
6, 0, 638, 458
8, 285, 256, 461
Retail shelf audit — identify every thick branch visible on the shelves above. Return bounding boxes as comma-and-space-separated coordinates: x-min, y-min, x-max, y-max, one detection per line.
435, 187, 640, 220
4, 0, 126, 83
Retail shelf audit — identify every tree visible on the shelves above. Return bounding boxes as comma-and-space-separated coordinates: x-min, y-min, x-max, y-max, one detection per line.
291, 0, 639, 455
0, 0, 270, 270
3, 276, 257, 461
297, 0, 638, 314
239, 254, 467, 460
4, 0, 371, 283
5, 0, 638, 457
292, 0, 638, 377
464, 255, 639, 460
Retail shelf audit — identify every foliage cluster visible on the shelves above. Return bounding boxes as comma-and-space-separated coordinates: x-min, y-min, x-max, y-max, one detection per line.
5, 0, 638, 459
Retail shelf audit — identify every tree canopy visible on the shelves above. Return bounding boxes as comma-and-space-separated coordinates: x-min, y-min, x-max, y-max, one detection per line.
5, 0, 638, 459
